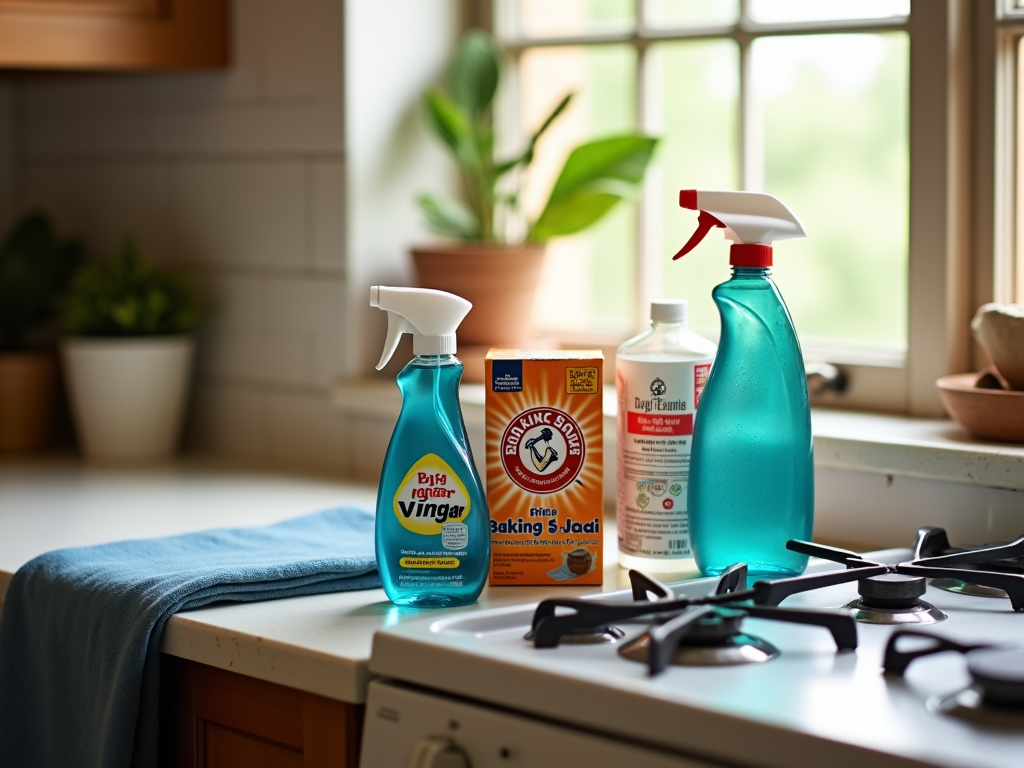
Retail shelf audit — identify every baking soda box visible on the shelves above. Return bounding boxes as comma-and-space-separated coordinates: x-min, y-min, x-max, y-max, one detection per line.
485, 350, 604, 586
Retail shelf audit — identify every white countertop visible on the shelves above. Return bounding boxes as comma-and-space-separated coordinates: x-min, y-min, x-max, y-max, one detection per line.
0, 457, 661, 704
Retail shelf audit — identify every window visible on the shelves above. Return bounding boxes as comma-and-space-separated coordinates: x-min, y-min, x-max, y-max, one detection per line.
486, 0, 1021, 416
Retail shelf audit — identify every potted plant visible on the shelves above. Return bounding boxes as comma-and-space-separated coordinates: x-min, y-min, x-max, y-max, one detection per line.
0, 213, 84, 453
414, 29, 658, 352
61, 238, 202, 462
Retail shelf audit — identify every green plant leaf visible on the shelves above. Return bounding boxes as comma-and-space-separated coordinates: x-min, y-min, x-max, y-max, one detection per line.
62, 236, 202, 337
496, 92, 573, 178
529, 135, 658, 241
529, 182, 632, 241
0, 212, 83, 349
450, 29, 501, 118
424, 88, 473, 160
416, 193, 482, 240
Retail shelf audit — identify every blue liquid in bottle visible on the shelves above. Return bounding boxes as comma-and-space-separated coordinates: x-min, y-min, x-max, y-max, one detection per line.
376, 354, 489, 607
688, 266, 813, 580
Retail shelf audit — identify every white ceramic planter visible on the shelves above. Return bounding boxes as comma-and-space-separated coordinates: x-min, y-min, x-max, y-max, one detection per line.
61, 336, 195, 462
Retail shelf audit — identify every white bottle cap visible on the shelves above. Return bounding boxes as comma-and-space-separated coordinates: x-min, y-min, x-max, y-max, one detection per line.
651, 299, 688, 324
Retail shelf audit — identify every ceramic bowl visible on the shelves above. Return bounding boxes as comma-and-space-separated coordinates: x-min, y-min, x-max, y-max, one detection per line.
936, 370, 1024, 442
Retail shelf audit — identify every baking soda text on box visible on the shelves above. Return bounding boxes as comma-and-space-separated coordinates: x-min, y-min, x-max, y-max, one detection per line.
486, 350, 604, 586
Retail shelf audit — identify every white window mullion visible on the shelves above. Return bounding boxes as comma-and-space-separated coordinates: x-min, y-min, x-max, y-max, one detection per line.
738, 0, 762, 192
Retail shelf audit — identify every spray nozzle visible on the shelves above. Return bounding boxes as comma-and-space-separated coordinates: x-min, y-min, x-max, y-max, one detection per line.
370, 286, 472, 370
673, 189, 806, 267
674, 209, 726, 260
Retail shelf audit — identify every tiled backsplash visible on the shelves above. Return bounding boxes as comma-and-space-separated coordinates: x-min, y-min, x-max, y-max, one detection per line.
1, 0, 460, 475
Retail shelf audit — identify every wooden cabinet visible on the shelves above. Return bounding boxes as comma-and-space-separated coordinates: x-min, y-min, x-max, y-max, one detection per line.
160, 655, 364, 768
0, 0, 226, 71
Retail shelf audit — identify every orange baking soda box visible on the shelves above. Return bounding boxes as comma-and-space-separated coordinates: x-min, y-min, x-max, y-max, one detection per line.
485, 350, 604, 586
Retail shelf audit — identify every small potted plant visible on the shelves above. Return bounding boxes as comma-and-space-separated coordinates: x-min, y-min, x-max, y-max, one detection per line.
0, 213, 84, 453
61, 238, 202, 461
414, 29, 658, 351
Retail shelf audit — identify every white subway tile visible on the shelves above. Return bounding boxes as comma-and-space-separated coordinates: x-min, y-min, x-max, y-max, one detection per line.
312, 331, 347, 388
310, 159, 345, 271
174, 160, 306, 269
19, 108, 156, 158
266, 275, 345, 332
262, 0, 344, 103
266, 389, 349, 473
186, 382, 268, 461
19, 161, 175, 264
348, 413, 392, 482
153, 101, 345, 155
198, 325, 308, 386
193, 273, 270, 330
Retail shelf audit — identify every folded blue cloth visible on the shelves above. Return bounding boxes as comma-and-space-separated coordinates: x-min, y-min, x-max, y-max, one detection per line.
0, 506, 380, 768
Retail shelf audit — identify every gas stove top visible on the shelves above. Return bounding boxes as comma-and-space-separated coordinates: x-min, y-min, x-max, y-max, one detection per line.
366, 529, 1024, 768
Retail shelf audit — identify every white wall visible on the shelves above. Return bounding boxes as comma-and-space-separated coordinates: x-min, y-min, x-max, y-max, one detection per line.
9, 0, 461, 475
816, 468, 1024, 550
344, 0, 462, 373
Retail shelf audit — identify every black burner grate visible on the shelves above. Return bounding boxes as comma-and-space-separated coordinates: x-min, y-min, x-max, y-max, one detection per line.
527, 526, 1024, 675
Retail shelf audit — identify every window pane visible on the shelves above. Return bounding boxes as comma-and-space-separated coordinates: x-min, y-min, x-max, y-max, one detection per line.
749, 0, 909, 24
757, 33, 909, 351
512, 0, 635, 39
643, 0, 739, 29
519, 45, 638, 335
653, 40, 740, 339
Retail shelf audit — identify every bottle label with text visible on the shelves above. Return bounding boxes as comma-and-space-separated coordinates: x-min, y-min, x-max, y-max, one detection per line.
616, 358, 712, 558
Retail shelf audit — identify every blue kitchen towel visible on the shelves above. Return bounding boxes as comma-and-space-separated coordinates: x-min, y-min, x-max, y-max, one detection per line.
0, 506, 380, 768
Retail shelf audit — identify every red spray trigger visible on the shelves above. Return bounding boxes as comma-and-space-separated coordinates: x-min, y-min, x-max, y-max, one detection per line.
674, 209, 726, 260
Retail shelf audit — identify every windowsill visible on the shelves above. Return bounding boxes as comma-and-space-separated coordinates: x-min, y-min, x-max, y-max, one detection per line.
332, 379, 1024, 492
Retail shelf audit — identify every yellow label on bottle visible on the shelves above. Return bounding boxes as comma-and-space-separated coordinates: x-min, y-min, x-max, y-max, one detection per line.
399, 557, 461, 569
393, 453, 471, 536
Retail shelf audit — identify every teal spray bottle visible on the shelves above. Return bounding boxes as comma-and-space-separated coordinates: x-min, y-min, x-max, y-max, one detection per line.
370, 286, 490, 607
672, 190, 813, 580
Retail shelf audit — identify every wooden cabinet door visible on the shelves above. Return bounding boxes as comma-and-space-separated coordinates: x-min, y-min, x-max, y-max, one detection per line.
0, 0, 226, 70
160, 655, 364, 768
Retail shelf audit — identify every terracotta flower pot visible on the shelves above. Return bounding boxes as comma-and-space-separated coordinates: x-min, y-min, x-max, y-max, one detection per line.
411, 243, 546, 347
0, 351, 57, 453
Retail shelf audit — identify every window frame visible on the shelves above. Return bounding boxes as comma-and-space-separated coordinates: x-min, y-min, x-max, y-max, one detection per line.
479, 0, 1021, 417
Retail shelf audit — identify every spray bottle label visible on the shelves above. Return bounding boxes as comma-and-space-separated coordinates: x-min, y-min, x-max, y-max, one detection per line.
392, 454, 471, 573
616, 358, 712, 559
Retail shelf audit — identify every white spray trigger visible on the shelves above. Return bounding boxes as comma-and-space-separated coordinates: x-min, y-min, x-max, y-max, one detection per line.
370, 285, 472, 370
377, 311, 417, 370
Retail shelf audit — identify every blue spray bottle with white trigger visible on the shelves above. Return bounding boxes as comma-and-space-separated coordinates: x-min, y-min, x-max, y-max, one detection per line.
672, 190, 813, 580
370, 286, 490, 607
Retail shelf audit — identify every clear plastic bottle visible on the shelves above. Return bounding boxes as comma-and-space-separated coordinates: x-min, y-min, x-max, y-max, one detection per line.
688, 266, 812, 580
671, 189, 813, 580
370, 286, 490, 607
376, 353, 489, 607
616, 300, 716, 572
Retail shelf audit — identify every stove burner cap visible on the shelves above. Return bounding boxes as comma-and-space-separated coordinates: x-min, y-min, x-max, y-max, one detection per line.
968, 648, 1024, 709
929, 578, 1009, 599
844, 593, 946, 625
685, 608, 745, 645
523, 626, 625, 645
618, 632, 779, 667
858, 573, 927, 608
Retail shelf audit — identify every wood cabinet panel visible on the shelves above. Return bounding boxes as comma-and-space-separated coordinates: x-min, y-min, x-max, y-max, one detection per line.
205, 723, 303, 768
160, 655, 364, 768
0, 0, 226, 71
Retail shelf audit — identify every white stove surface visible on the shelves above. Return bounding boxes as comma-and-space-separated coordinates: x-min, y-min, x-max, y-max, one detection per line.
369, 550, 1024, 768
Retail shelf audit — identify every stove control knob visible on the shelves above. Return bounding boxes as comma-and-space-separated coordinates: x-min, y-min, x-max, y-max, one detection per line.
406, 736, 471, 768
